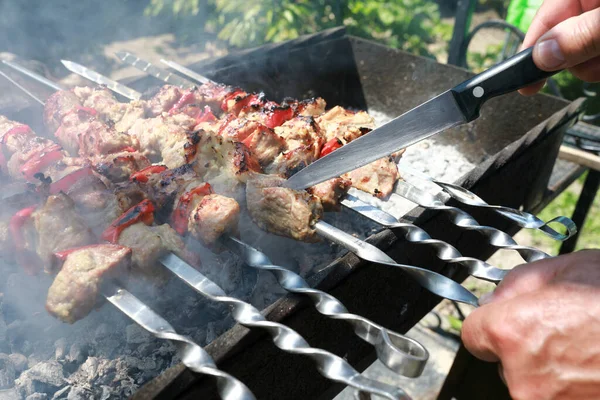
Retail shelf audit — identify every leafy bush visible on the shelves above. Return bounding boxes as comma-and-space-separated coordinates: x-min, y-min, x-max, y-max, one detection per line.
145, 0, 451, 58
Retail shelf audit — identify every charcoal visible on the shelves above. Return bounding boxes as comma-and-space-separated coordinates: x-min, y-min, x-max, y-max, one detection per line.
65, 387, 91, 400
54, 339, 68, 361
0, 354, 16, 389
50, 386, 70, 400
0, 389, 19, 400
25, 393, 48, 400
0, 318, 7, 353
67, 342, 88, 365
125, 325, 150, 345
136, 342, 158, 358
9, 353, 27, 373
14, 361, 65, 398
93, 324, 110, 341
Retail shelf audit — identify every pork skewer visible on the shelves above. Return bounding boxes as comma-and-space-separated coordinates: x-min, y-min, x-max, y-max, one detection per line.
3, 61, 482, 304
152, 59, 556, 265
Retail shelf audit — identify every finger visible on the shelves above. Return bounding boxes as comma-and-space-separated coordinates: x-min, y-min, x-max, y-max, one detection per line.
479, 253, 580, 304
533, 8, 600, 71
570, 54, 600, 82
521, 0, 587, 48
518, 80, 546, 96
461, 306, 501, 362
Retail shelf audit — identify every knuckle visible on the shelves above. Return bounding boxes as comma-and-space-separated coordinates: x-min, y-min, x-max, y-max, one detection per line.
572, 18, 600, 59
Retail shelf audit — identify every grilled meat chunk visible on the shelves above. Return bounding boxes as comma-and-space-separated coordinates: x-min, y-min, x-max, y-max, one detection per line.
246, 174, 323, 242
188, 194, 240, 245
32, 193, 95, 269
308, 178, 352, 211
285, 97, 327, 117
148, 85, 183, 116
90, 149, 151, 182
220, 117, 285, 165
118, 223, 185, 278
44, 90, 81, 133
55, 108, 135, 157
316, 106, 375, 144
46, 244, 132, 324
342, 156, 400, 198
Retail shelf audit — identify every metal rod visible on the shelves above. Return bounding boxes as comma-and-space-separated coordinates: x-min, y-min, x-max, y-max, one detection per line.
394, 181, 550, 263
114, 51, 195, 89
342, 193, 508, 283
160, 59, 213, 84
2, 60, 64, 91
0, 69, 45, 105
398, 165, 576, 241
224, 236, 429, 378
103, 282, 256, 400
160, 253, 412, 400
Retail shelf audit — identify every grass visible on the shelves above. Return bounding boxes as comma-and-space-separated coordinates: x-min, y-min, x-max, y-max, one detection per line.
529, 172, 600, 255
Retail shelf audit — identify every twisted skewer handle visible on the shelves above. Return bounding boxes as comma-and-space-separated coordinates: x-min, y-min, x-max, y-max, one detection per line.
394, 181, 550, 263
102, 282, 256, 400
224, 236, 429, 378
159, 253, 411, 400
398, 166, 576, 241
342, 194, 508, 283
314, 222, 480, 307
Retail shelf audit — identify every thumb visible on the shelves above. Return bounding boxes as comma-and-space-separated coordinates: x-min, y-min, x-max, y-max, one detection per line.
533, 7, 600, 72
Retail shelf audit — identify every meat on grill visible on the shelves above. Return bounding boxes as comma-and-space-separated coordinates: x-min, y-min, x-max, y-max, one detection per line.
308, 178, 352, 211
46, 244, 132, 324
316, 106, 375, 144
188, 194, 240, 245
342, 156, 400, 198
246, 174, 323, 242
32, 193, 95, 270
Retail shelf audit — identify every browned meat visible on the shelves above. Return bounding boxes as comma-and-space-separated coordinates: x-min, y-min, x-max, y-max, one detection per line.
191, 130, 262, 188
44, 90, 81, 133
342, 156, 400, 198
55, 108, 135, 157
32, 193, 95, 269
316, 106, 375, 144
117, 223, 185, 279
46, 244, 132, 324
147, 85, 182, 116
308, 178, 352, 211
246, 174, 323, 242
219, 117, 285, 165
128, 114, 196, 167
285, 97, 327, 117
188, 194, 240, 245
90, 150, 151, 182
196, 82, 234, 111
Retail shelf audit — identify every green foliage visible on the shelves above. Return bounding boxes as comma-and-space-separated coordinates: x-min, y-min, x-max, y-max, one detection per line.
145, 0, 451, 58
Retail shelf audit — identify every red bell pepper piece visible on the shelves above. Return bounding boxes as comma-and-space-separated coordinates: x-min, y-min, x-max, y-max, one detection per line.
264, 104, 294, 128
320, 138, 344, 158
20, 144, 65, 181
76, 105, 98, 117
196, 106, 217, 124
1, 125, 33, 144
129, 165, 168, 183
102, 199, 156, 243
49, 166, 94, 194
119, 146, 137, 153
168, 90, 198, 115
172, 183, 213, 235
220, 90, 247, 113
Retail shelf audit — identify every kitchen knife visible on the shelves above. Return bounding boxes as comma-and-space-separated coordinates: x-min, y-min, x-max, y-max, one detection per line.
61, 60, 143, 100
284, 47, 559, 190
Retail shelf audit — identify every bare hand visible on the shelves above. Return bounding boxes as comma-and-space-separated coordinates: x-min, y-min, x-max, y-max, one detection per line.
519, 0, 600, 96
461, 250, 600, 399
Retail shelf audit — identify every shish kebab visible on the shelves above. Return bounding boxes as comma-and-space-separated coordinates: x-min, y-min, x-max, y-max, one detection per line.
2, 60, 487, 301
0, 101, 414, 400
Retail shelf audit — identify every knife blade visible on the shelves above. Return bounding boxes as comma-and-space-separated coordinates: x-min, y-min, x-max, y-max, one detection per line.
284, 47, 559, 190
61, 60, 142, 100
114, 51, 195, 89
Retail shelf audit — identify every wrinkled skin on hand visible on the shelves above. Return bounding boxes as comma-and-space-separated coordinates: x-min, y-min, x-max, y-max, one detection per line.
519, 0, 600, 95
462, 250, 600, 400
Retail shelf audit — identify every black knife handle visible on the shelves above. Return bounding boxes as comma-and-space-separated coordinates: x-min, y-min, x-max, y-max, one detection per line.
451, 47, 560, 122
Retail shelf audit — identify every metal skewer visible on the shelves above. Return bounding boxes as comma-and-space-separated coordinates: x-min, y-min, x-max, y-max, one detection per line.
103, 281, 256, 400
342, 193, 508, 283
224, 236, 429, 377
1, 63, 415, 398
160, 253, 411, 400
397, 165, 576, 241
393, 181, 550, 263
